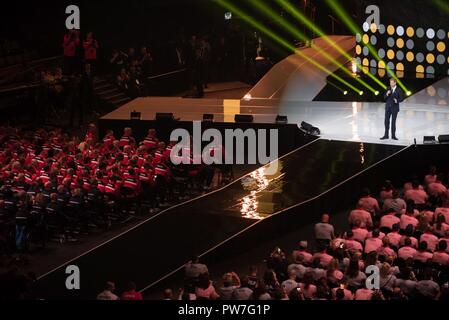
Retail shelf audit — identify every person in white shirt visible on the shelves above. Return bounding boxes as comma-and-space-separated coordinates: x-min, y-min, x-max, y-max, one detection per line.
97, 281, 119, 300
185, 256, 208, 279
281, 270, 299, 295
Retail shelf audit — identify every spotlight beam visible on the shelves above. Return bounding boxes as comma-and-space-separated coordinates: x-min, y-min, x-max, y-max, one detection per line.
216, 0, 363, 94
248, 0, 377, 94
276, 0, 386, 90
325, 0, 409, 93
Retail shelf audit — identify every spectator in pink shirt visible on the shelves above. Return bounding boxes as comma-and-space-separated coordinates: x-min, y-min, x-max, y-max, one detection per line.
344, 231, 363, 253
404, 181, 428, 205
440, 231, 449, 253
379, 180, 394, 201
414, 242, 433, 263
365, 230, 383, 254
432, 241, 449, 265
427, 175, 447, 198
424, 166, 437, 186
420, 227, 439, 252
299, 272, 317, 300
380, 209, 401, 232
293, 241, 313, 265
354, 288, 373, 300
386, 223, 402, 249
312, 247, 334, 268
400, 201, 419, 230
435, 201, 449, 224
349, 204, 373, 228
399, 225, 419, 248
377, 236, 397, 259
357, 188, 380, 214
352, 220, 369, 243
434, 214, 449, 237
398, 238, 417, 260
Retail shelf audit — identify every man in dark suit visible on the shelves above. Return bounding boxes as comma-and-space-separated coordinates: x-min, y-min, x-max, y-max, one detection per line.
381, 78, 404, 140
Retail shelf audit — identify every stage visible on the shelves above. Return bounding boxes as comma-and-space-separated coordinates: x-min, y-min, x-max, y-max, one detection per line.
100, 35, 449, 147
100, 93, 449, 147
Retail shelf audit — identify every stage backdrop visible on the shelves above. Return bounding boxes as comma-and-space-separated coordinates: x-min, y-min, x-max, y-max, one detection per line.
355, 0, 449, 76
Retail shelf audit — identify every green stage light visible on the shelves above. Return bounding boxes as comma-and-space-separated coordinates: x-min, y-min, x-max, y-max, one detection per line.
406, 91, 412, 96
344, 91, 348, 95
216, 0, 363, 95
375, 91, 380, 96
276, 0, 386, 90
359, 91, 364, 96
248, 0, 377, 94
325, 0, 410, 93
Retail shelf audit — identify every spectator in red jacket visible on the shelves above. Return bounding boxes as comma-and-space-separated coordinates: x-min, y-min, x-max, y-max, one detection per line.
83, 32, 99, 71
63, 30, 80, 75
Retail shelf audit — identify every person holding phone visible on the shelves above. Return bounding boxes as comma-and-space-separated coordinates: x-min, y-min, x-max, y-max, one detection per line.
381, 78, 404, 140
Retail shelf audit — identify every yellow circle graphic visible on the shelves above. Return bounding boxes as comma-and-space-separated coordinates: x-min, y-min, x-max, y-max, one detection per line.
362, 58, 369, 66
362, 34, 369, 44
356, 45, 362, 55
426, 53, 435, 64
437, 42, 446, 52
370, 23, 377, 33
406, 27, 414, 37
396, 38, 404, 48
416, 65, 424, 73
387, 25, 395, 35
406, 52, 415, 62
396, 63, 404, 71
379, 60, 386, 69
387, 50, 395, 60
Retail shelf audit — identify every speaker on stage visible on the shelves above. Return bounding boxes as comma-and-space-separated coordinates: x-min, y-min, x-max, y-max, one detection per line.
300, 121, 321, 136
130, 110, 141, 120
438, 135, 449, 144
235, 114, 254, 123
275, 115, 288, 124
203, 114, 214, 122
155, 113, 175, 121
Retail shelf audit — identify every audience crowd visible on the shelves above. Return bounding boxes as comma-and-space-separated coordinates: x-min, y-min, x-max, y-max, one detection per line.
0, 124, 219, 257
165, 168, 449, 301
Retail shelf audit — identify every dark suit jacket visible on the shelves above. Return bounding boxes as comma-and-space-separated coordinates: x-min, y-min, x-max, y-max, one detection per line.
384, 86, 404, 113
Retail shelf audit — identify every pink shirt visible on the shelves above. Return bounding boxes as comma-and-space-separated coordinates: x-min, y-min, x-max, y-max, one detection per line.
345, 239, 363, 252
332, 288, 354, 300
435, 208, 449, 224
381, 214, 400, 230
400, 214, 419, 230
312, 252, 334, 267
355, 288, 373, 300
414, 250, 433, 263
293, 250, 313, 264
358, 196, 379, 213
299, 284, 317, 299
377, 246, 397, 258
349, 209, 373, 228
432, 251, 449, 265
398, 246, 417, 260
428, 182, 447, 197
386, 231, 402, 248
404, 189, 428, 204
420, 233, 439, 252
352, 227, 369, 243
364, 237, 383, 254
399, 236, 418, 248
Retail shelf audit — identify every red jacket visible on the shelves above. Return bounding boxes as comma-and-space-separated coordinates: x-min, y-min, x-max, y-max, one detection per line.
83, 39, 98, 60
63, 34, 80, 57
